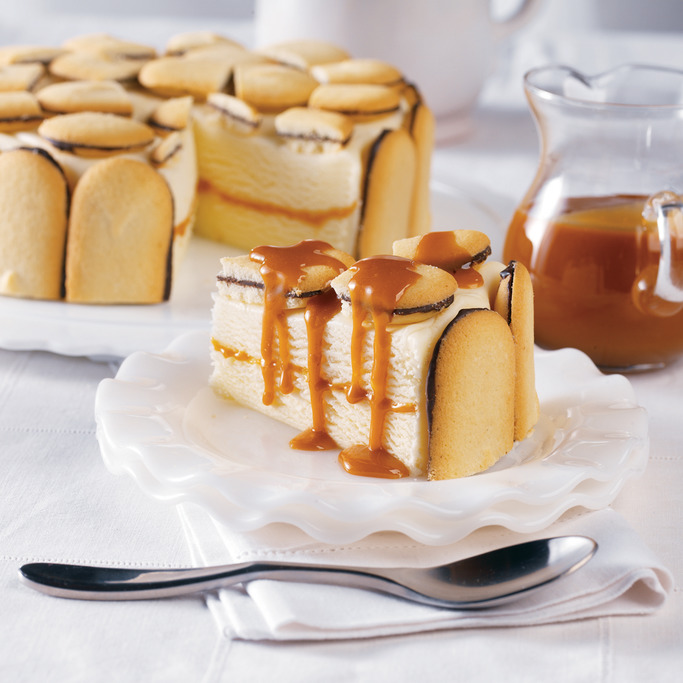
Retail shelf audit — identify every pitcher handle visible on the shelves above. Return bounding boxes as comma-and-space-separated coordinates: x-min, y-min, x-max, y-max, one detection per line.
492, 0, 542, 41
636, 193, 683, 316
653, 198, 683, 304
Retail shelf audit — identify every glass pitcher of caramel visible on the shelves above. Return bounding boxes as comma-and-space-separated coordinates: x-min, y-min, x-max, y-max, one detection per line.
504, 64, 683, 371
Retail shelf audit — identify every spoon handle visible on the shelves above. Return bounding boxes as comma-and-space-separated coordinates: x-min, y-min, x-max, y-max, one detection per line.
18, 560, 406, 602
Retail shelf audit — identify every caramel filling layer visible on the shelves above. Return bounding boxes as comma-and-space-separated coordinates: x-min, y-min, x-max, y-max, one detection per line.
197, 178, 357, 229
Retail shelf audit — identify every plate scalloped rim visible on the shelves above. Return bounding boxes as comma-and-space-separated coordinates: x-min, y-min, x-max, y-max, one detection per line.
95, 330, 649, 545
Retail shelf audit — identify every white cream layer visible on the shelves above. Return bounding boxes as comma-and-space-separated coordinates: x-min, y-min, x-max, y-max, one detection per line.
193, 104, 407, 254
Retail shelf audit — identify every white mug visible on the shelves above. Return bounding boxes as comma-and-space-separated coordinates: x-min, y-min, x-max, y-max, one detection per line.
254, 0, 540, 139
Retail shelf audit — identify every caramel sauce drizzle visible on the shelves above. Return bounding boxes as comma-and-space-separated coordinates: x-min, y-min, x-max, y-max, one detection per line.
197, 179, 357, 229
250, 240, 349, 452
289, 289, 341, 451
211, 334, 417, 451
414, 231, 483, 288
219, 246, 432, 478
338, 255, 420, 479
453, 267, 483, 288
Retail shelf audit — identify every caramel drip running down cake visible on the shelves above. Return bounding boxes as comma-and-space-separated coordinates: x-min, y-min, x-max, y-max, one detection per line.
210, 230, 540, 480
0, 31, 433, 304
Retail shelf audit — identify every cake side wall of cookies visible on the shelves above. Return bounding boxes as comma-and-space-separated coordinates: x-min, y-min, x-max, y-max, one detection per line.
426, 308, 516, 480
0, 60, 199, 303
357, 127, 417, 258
407, 100, 434, 238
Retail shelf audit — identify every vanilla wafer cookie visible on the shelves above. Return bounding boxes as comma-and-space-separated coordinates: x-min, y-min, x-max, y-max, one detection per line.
393, 230, 491, 270
312, 59, 404, 88
49, 51, 145, 82
138, 56, 231, 99
331, 256, 457, 322
494, 260, 539, 441
234, 63, 319, 113
0, 63, 44, 92
0, 147, 69, 300
258, 39, 350, 69
218, 242, 355, 306
148, 96, 193, 133
0, 91, 43, 132
65, 156, 173, 303
38, 111, 154, 157
36, 80, 133, 116
274, 106, 352, 151
207, 93, 262, 134
309, 83, 401, 120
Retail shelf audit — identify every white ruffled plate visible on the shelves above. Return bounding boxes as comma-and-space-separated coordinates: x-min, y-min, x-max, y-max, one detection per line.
95, 330, 649, 545
0, 183, 504, 360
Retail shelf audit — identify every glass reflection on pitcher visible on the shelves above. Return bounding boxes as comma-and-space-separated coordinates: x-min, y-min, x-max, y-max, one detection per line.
504, 64, 683, 371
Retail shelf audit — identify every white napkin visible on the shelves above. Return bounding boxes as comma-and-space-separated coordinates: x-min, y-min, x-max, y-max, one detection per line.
178, 505, 672, 641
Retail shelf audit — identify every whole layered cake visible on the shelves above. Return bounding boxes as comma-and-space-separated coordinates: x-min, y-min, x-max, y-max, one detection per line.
0, 32, 433, 304
210, 230, 539, 480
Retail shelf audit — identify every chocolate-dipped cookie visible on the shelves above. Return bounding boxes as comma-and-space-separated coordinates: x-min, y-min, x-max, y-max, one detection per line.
494, 260, 539, 441
427, 308, 515, 480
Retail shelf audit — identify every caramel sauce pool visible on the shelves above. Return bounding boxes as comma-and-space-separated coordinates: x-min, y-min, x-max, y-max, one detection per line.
503, 194, 683, 368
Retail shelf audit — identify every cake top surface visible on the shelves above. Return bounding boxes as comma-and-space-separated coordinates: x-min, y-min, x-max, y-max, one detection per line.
217, 234, 482, 322
0, 30, 426, 158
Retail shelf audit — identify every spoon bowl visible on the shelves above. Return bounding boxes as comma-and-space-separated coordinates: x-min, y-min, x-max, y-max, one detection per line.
19, 535, 596, 609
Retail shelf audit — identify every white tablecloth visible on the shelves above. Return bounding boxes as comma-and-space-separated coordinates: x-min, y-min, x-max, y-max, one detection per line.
1, 14, 682, 683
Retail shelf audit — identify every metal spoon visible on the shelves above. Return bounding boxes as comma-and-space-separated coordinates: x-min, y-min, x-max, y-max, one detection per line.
19, 535, 596, 609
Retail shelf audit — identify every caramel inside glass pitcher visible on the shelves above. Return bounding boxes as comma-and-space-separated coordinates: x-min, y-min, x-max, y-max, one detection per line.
505, 193, 683, 369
